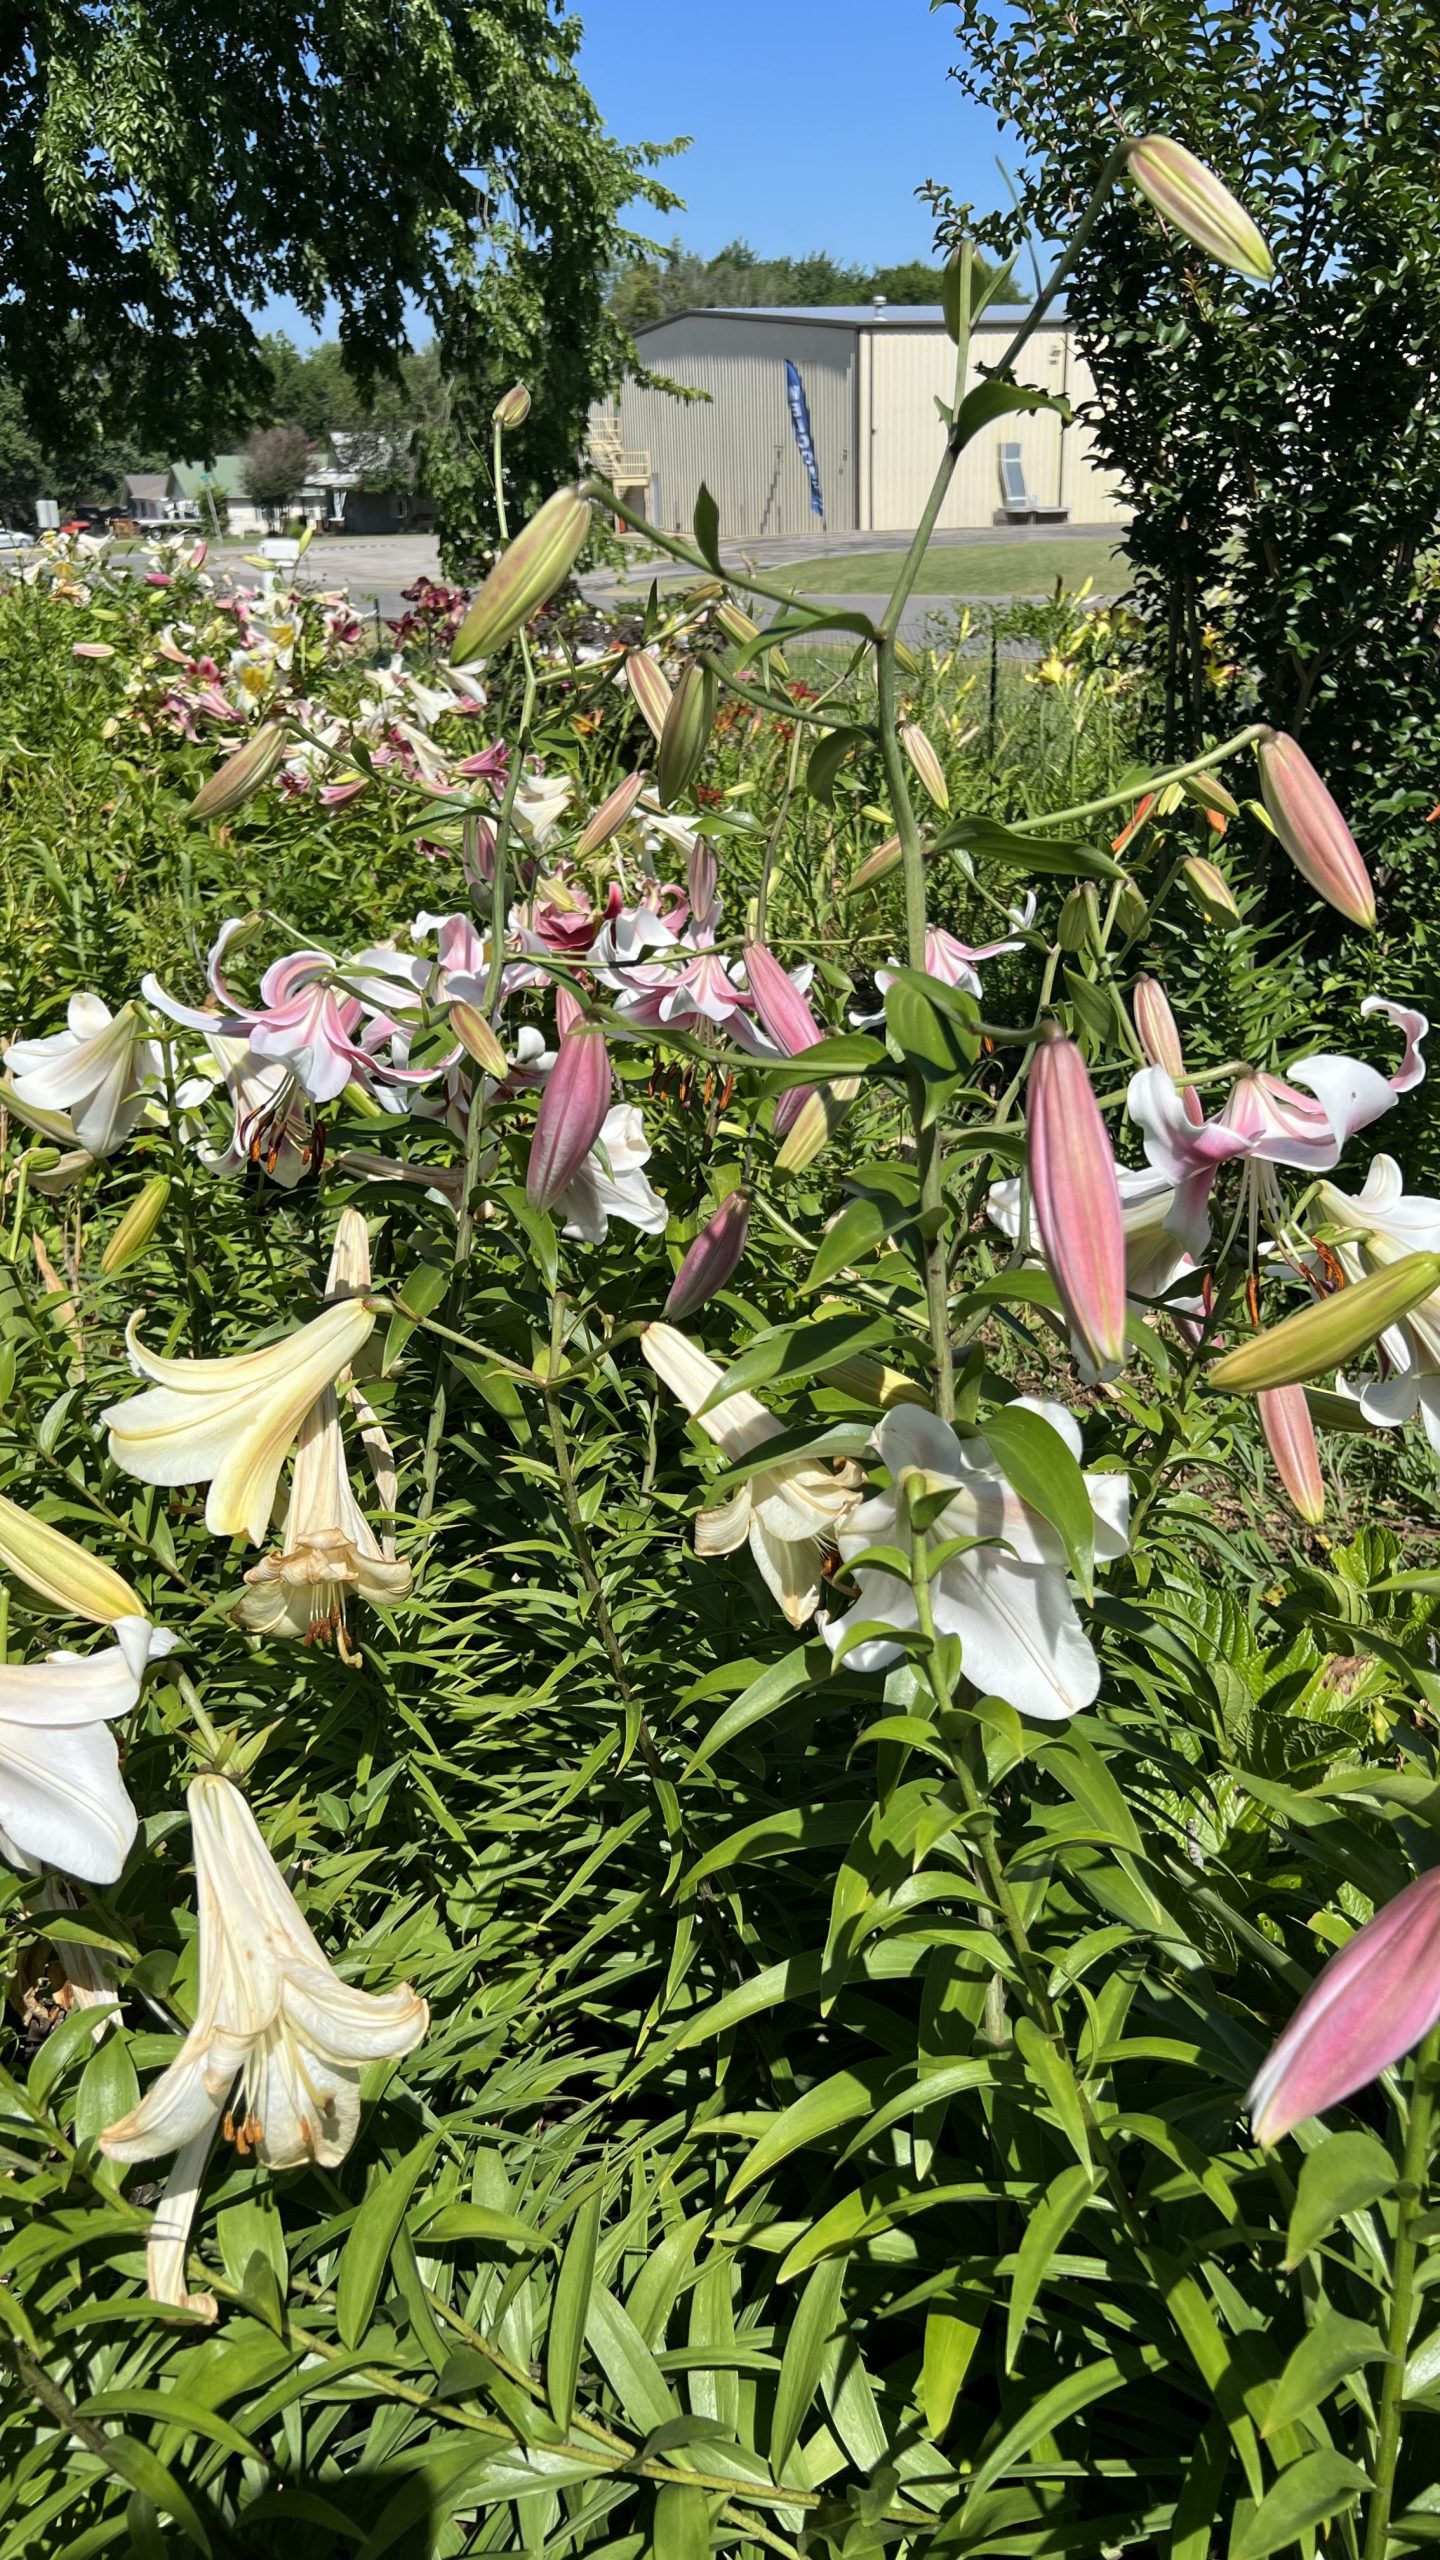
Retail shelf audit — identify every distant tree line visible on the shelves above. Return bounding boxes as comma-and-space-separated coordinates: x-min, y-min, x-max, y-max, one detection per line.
609, 237, 992, 329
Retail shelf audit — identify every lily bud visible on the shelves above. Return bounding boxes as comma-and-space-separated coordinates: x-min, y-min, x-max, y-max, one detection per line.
1209, 1253, 1440, 1392
1256, 730, 1376, 930
0, 1492, 144, 1624
576, 770, 647, 858
100, 1174, 170, 1276
775, 1078, 860, 1176
526, 1025, 611, 1211
450, 1003, 510, 1081
1182, 770, 1240, 821
72, 641, 116, 661
1131, 976, 1186, 1078
452, 485, 591, 664
665, 1190, 751, 1320
826, 1356, 929, 1411
1182, 855, 1241, 924
1258, 1384, 1325, 1525
190, 721, 287, 822
1250, 1868, 1440, 2147
554, 984, 584, 1039
657, 660, 717, 805
493, 382, 532, 431
846, 833, 902, 896
714, 599, 760, 648
1057, 885, 1098, 954
688, 840, 718, 928
1127, 135, 1274, 282
1027, 1032, 1127, 1382
625, 649, 673, 742
901, 723, 949, 813
745, 941, 822, 1057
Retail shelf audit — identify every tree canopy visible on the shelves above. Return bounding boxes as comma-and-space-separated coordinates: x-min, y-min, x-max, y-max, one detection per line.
609, 237, 986, 330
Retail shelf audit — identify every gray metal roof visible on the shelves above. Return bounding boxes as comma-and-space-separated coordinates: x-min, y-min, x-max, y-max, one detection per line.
633, 303, 1063, 336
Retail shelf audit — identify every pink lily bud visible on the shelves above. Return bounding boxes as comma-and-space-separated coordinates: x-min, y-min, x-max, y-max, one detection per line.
72, 640, 116, 661
1256, 731, 1376, 931
744, 941, 821, 1056
626, 650, 673, 742
1258, 1385, 1325, 1525
772, 1082, 813, 1140
665, 1189, 751, 1319
526, 1024, 611, 1211
554, 984, 584, 1039
1249, 1868, 1440, 2144
1132, 975, 1203, 1125
576, 770, 646, 858
1027, 1031, 1127, 1382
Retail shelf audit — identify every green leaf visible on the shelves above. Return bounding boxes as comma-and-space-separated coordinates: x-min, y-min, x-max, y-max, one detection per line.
933, 813, 1125, 882
1262, 2316, 1389, 2437
771, 2258, 845, 2473
695, 1313, 891, 1413
963, 2353, 1153, 2507
1285, 2132, 1397, 2268
727, 2065, 889, 2200
683, 1642, 833, 1776
336, 2131, 439, 2348
884, 973, 979, 1126
653, 2484, 711, 2560
1230, 2453, 1370, 2560
548, 2187, 602, 2428
585, 2282, 679, 2433
922, 2307, 982, 2441
804, 1193, 913, 1290
1005, 2166, 1097, 2370
951, 378, 1071, 443
806, 725, 868, 806
979, 1403, 1096, 1599
693, 484, 721, 573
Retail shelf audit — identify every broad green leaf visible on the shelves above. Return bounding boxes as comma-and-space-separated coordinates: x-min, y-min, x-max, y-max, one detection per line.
695, 1313, 891, 1414
922, 2308, 982, 2441
1005, 2166, 1097, 2370
682, 1642, 832, 1777
652, 2484, 711, 2560
806, 725, 868, 807
693, 484, 721, 572
585, 2282, 680, 2433
1262, 2315, 1388, 2437
979, 1403, 1096, 1599
1230, 2453, 1369, 2559
548, 2186, 602, 2428
771, 2258, 845, 2473
336, 2131, 439, 2348
951, 379, 1070, 442
1286, 2132, 1396, 2267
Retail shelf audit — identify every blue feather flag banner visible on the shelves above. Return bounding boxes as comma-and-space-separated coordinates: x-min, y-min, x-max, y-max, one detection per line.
784, 359, 825, 524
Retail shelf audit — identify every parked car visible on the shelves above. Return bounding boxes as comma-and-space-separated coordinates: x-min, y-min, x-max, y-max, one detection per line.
0, 528, 34, 554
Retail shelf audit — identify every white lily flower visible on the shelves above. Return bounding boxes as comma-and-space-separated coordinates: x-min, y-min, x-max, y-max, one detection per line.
642, 1323, 863, 1626
100, 1772, 428, 2316
0, 1618, 176, 1883
1316, 1155, 1440, 1451
103, 1297, 376, 1545
822, 1403, 1129, 1722
237, 1210, 410, 1657
558, 1103, 667, 1244
988, 1163, 1203, 1315
6, 995, 160, 1157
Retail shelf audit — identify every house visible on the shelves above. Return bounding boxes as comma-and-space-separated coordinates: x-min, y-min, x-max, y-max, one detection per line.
590, 304, 1132, 541
171, 455, 332, 536
308, 431, 436, 534
123, 472, 180, 524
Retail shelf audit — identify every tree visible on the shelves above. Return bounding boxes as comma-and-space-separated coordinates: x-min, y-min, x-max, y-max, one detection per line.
608, 238, 985, 332
242, 425, 311, 525
935, 1, 1440, 900
2, 4, 680, 551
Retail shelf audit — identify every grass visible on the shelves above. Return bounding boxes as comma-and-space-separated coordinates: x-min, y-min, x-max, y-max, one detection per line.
779, 535, 1129, 599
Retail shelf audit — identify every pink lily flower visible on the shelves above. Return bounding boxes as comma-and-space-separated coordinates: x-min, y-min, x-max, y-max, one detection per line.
144, 923, 376, 1105
1249, 1867, 1440, 2143
1129, 998, 1428, 1256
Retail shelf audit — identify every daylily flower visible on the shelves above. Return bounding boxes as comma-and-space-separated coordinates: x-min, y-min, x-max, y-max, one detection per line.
103, 1297, 376, 1545
1314, 1155, 1440, 1450
642, 1322, 863, 1624
0, 1619, 176, 1883
5, 994, 160, 1157
1129, 998, 1429, 1257
237, 1211, 410, 1659
1249, 1867, 1440, 2143
821, 1402, 1129, 1722
101, 1772, 428, 2315
558, 1104, 667, 1244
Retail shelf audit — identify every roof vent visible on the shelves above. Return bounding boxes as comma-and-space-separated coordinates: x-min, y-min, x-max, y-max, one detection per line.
872, 295, 887, 313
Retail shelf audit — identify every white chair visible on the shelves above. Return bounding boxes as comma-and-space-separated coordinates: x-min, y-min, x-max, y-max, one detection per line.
997, 442, 1068, 524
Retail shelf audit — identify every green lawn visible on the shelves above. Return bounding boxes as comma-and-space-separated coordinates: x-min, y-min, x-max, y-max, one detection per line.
779, 535, 1128, 599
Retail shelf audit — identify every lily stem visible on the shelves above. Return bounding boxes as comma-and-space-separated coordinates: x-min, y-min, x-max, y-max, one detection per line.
1364, 2026, 1440, 2559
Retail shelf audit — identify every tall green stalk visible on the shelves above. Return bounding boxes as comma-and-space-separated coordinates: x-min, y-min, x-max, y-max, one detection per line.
1364, 2030, 1440, 2559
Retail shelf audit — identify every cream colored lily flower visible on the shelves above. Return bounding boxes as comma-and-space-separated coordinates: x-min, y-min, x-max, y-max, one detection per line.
101, 1771, 428, 2317
103, 1295, 375, 1545
642, 1322, 862, 1626
0, 1619, 176, 1883
5, 994, 159, 1157
237, 1209, 409, 1658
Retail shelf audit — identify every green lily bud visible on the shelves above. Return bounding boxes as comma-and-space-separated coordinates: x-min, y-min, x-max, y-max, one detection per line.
452, 486, 592, 664
901, 722, 949, 813
657, 660, 717, 806
450, 1004, 510, 1081
1210, 1254, 1440, 1393
1127, 135, 1274, 282
190, 721, 288, 822
775, 1077, 860, 1176
1182, 854, 1241, 924
492, 383, 532, 431
100, 1174, 170, 1276
0, 1490, 144, 1624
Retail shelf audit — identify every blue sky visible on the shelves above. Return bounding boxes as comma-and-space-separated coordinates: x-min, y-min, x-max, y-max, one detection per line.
254, 0, 1007, 341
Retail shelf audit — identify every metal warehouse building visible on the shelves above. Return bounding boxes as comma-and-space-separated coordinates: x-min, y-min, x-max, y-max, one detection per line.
589, 304, 1130, 542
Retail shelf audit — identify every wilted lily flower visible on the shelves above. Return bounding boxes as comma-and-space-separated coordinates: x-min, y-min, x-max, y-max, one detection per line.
101, 1771, 428, 2316
1249, 1867, 1440, 2143
0, 1618, 176, 1884
822, 1403, 1129, 1722
103, 1296, 376, 1545
6, 994, 160, 1157
642, 1322, 863, 1626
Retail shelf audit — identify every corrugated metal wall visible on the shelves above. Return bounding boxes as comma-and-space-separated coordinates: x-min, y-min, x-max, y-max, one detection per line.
865, 325, 1130, 530
604, 316, 857, 540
